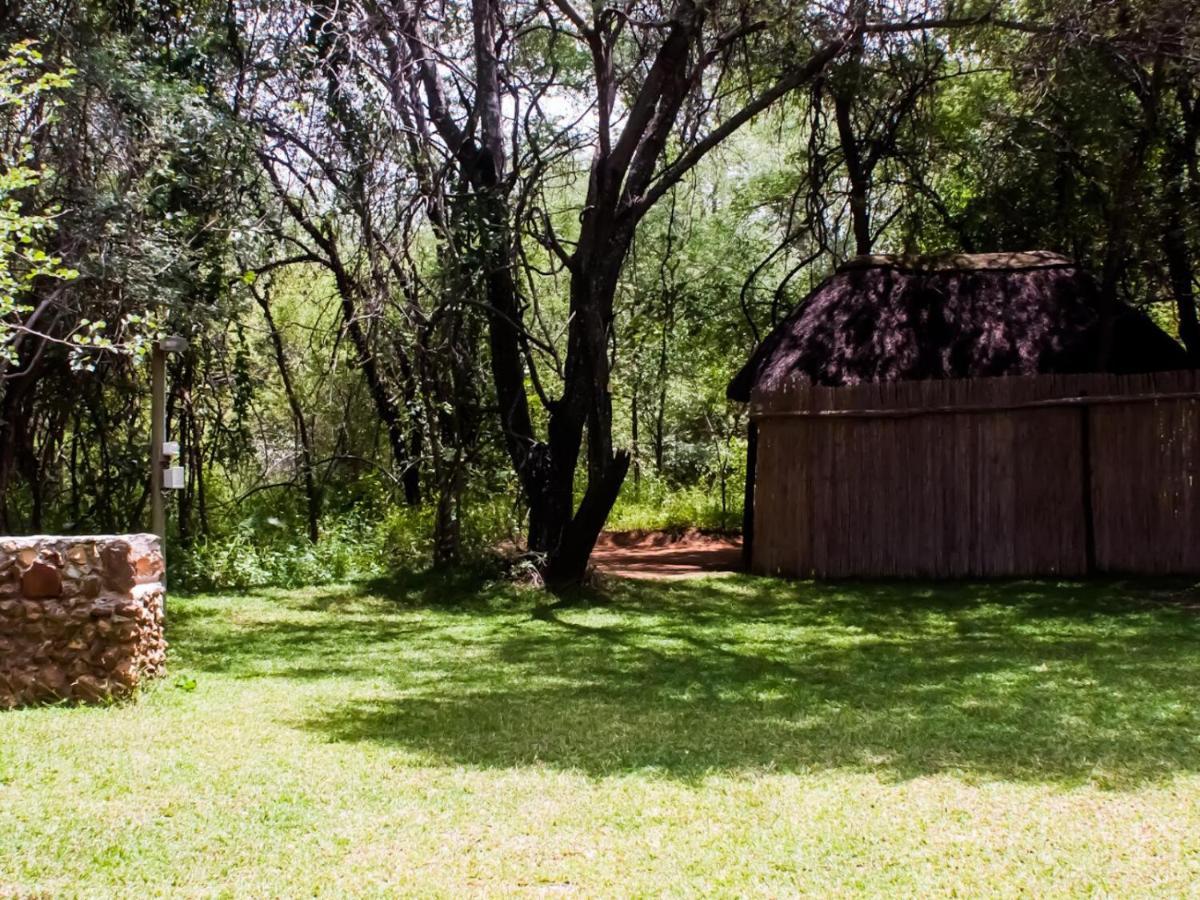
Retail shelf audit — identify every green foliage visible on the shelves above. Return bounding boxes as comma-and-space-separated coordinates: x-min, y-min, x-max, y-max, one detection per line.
607, 479, 742, 533
3, 1, 1198, 574
608, 436, 746, 534
173, 510, 422, 591
0, 42, 79, 363
172, 490, 524, 591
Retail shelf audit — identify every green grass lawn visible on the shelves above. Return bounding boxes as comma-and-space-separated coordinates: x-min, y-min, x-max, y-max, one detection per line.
2, 574, 1199, 896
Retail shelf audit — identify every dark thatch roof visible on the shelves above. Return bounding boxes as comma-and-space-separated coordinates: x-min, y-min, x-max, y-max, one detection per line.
727, 251, 1190, 402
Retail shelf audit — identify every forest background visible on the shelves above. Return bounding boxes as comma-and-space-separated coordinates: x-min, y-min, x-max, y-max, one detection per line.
2, 0, 1196, 587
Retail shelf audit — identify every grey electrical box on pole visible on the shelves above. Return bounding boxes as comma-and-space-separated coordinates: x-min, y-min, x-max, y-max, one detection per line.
149, 336, 189, 541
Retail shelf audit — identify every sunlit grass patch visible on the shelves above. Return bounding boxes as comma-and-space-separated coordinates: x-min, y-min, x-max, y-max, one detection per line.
1, 575, 1198, 894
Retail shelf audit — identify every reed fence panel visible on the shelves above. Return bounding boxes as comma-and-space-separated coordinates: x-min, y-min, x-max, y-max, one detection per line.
749, 371, 1200, 577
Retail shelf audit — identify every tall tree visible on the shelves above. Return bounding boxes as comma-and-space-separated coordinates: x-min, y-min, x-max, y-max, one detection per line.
390, 0, 985, 582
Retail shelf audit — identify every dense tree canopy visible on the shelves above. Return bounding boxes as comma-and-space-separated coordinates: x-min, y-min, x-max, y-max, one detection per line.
0, 0, 1196, 585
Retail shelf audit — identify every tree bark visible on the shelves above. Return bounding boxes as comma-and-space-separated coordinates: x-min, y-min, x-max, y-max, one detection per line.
833, 89, 872, 256
1161, 91, 1200, 364
329, 260, 422, 506
254, 286, 322, 542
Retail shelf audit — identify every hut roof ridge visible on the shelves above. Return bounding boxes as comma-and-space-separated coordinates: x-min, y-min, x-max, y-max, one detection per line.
839, 250, 1073, 274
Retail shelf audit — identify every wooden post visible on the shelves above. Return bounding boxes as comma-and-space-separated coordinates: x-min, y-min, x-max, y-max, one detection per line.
1079, 396, 1097, 574
150, 336, 187, 592
150, 343, 165, 540
741, 422, 758, 571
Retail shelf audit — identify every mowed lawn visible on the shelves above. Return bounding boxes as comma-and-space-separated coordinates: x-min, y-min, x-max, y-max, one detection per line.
2, 575, 1200, 896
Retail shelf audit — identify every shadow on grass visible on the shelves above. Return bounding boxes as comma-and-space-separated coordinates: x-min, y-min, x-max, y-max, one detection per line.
172, 575, 1200, 785
166, 569, 519, 679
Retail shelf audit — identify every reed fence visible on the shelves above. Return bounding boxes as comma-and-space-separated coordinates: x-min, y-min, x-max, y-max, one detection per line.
748, 370, 1200, 577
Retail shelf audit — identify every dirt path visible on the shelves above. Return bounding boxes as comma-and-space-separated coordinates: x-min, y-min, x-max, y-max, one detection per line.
590, 530, 743, 580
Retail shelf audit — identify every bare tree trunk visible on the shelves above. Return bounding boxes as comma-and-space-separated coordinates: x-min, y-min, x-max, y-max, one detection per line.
254, 146, 423, 507
1097, 131, 1154, 369
1162, 90, 1200, 364
1163, 179, 1200, 363
539, 252, 632, 584
1097, 53, 1165, 369
630, 386, 640, 490
0, 364, 43, 532
654, 293, 672, 473
69, 409, 80, 525
833, 90, 872, 256
254, 285, 322, 542
0, 395, 21, 532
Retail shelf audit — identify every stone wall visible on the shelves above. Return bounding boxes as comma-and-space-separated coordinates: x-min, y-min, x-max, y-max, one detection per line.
0, 534, 166, 707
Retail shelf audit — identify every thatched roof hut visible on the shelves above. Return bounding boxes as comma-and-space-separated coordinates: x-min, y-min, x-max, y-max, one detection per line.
728, 251, 1189, 401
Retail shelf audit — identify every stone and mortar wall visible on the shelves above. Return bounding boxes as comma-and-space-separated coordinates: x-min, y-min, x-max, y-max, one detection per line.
0, 535, 166, 707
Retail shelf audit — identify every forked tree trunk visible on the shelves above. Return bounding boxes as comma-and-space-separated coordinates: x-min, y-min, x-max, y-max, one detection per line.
833, 90, 872, 256
401, 0, 857, 584
533, 252, 633, 584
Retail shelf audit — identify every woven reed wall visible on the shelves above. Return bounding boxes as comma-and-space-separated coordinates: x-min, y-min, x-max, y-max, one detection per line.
750, 371, 1200, 577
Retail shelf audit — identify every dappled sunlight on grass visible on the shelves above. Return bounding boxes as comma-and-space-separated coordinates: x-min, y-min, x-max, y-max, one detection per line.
5, 574, 1200, 894
173, 574, 1200, 786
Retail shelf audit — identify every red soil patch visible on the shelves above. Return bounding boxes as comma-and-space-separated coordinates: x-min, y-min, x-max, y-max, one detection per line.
591, 529, 743, 580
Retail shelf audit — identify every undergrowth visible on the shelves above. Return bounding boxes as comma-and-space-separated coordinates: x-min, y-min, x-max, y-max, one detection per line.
172, 479, 742, 591
606, 476, 743, 533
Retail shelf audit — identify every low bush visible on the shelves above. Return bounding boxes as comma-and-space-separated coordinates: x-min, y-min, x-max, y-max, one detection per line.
607, 474, 743, 533
172, 508, 428, 591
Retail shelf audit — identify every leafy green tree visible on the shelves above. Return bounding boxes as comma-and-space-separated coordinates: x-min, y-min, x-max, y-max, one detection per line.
0, 41, 80, 371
